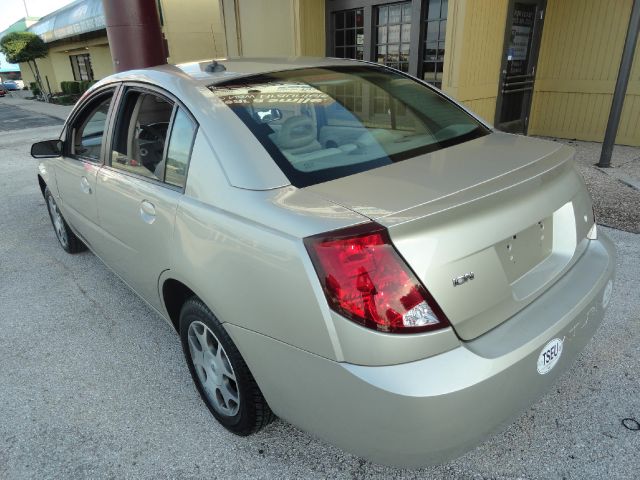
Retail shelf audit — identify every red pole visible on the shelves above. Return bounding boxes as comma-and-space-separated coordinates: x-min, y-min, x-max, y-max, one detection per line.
102, 0, 168, 73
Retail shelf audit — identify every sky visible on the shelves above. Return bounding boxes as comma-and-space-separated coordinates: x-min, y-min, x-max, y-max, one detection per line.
0, 0, 75, 71
0, 0, 76, 32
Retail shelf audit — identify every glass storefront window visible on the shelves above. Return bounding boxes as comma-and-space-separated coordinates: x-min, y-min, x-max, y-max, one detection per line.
333, 8, 364, 60
327, 1, 450, 79
69, 54, 94, 82
423, 0, 448, 88
375, 2, 412, 72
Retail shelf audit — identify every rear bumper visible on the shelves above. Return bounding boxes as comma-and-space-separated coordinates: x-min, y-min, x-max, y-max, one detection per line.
227, 233, 615, 467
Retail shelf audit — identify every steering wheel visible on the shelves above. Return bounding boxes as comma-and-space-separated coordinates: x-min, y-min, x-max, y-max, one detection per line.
138, 122, 169, 170
139, 122, 168, 143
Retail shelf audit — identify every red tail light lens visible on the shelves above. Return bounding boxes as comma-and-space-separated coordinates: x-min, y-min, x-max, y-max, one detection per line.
304, 223, 450, 334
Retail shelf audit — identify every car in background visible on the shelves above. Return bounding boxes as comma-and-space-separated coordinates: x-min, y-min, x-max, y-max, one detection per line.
30, 58, 615, 467
2, 80, 20, 91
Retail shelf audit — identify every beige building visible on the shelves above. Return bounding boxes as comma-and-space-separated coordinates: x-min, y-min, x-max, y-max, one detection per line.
15, 0, 640, 146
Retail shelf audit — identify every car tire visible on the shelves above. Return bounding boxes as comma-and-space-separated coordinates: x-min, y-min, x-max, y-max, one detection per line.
44, 186, 86, 254
179, 297, 275, 435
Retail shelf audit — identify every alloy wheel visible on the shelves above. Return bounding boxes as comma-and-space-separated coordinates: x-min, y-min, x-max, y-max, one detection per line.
48, 195, 68, 249
187, 321, 240, 417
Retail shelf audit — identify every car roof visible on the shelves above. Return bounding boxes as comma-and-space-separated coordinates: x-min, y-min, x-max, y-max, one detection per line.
105, 56, 365, 88
180, 57, 367, 83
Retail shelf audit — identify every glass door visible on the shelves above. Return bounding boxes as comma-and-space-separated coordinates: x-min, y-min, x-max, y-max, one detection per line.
496, 0, 546, 133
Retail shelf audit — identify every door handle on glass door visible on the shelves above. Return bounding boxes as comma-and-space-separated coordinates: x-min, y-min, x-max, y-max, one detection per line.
80, 176, 92, 194
139, 200, 156, 224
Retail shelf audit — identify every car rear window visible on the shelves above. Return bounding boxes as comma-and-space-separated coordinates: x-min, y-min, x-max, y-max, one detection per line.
209, 65, 489, 188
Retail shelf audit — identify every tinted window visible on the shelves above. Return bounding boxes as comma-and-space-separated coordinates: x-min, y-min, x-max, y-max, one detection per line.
111, 90, 174, 180
72, 94, 112, 161
162, 108, 197, 188
210, 66, 488, 188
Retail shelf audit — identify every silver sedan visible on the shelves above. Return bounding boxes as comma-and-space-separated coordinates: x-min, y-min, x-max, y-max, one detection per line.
31, 57, 615, 467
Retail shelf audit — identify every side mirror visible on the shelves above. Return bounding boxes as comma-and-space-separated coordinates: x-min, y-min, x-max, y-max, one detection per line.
31, 139, 63, 159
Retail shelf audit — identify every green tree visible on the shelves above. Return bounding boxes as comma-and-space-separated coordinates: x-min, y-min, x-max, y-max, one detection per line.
0, 32, 49, 101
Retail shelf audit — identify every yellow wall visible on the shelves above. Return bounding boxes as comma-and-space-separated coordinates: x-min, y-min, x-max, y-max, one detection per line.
89, 44, 115, 79
222, 0, 325, 57
237, 0, 297, 56
294, 0, 326, 57
20, 56, 56, 91
160, 0, 227, 63
529, 0, 640, 146
21, 36, 114, 93
441, 0, 509, 123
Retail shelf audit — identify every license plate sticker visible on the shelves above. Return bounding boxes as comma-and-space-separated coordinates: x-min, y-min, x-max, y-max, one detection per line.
537, 337, 564, 375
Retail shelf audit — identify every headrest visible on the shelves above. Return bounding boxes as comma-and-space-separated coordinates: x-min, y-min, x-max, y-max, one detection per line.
275, 116, 316, 150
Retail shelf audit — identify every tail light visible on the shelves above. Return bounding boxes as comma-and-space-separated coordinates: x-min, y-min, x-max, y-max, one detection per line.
304, 222, 450, 334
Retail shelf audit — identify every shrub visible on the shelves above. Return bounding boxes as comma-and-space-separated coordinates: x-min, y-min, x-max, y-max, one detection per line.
53, 94, 76, 105
29, 82, 41, 96
68, 81, 81, 94
79, 80, 92, 92
61, 80, 82, 95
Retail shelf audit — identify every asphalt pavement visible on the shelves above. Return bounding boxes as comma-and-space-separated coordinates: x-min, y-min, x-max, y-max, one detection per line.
1, 103, 639, 479
0, 103, 63, 132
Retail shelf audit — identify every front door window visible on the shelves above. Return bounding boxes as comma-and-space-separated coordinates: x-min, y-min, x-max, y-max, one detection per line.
71, 94, 113, 162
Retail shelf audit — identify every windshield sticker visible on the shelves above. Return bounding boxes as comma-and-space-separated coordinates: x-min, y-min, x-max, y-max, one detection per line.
213, 82, 333, 106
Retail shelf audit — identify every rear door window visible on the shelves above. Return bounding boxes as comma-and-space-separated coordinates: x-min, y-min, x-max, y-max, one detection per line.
162, 108, 197, 188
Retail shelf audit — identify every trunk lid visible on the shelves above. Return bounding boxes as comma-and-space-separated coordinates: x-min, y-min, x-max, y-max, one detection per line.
306, 133, 594, 340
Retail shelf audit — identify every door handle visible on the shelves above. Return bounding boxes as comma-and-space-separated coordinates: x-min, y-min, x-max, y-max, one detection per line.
80, 176, 92, 194
139, 200, 156, 224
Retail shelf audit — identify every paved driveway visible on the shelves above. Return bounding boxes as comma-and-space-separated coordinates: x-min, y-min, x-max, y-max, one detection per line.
0, 103, 63, 132
1, 104, 639, 479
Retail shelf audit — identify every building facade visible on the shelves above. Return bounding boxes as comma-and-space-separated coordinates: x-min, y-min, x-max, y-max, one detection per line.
216, 0, 640, 147
11, 0, 640, 146
16, 0, 226, 95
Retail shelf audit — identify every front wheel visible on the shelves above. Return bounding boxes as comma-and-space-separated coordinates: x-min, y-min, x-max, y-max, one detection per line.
179, 297, 275, 435
44, 187, 86, 254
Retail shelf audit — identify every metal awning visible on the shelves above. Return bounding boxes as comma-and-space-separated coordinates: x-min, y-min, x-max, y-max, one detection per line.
28, 0, 105, 43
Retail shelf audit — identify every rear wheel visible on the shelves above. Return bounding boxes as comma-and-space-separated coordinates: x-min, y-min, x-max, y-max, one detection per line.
44, 187, 86, 254
179, 297, 275, 435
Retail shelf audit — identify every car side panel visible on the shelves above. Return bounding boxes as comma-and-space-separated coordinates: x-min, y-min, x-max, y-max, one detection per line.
37, 158, 59, 197
53, 158, 101, 246
165, 132, 376, 359
95, 167, 182, 310
171, 196, 339, 359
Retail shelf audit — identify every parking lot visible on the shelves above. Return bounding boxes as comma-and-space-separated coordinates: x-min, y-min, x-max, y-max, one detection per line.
1, 103, 639, 479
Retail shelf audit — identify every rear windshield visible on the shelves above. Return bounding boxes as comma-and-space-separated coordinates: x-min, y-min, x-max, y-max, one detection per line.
209, 65, 489, 187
